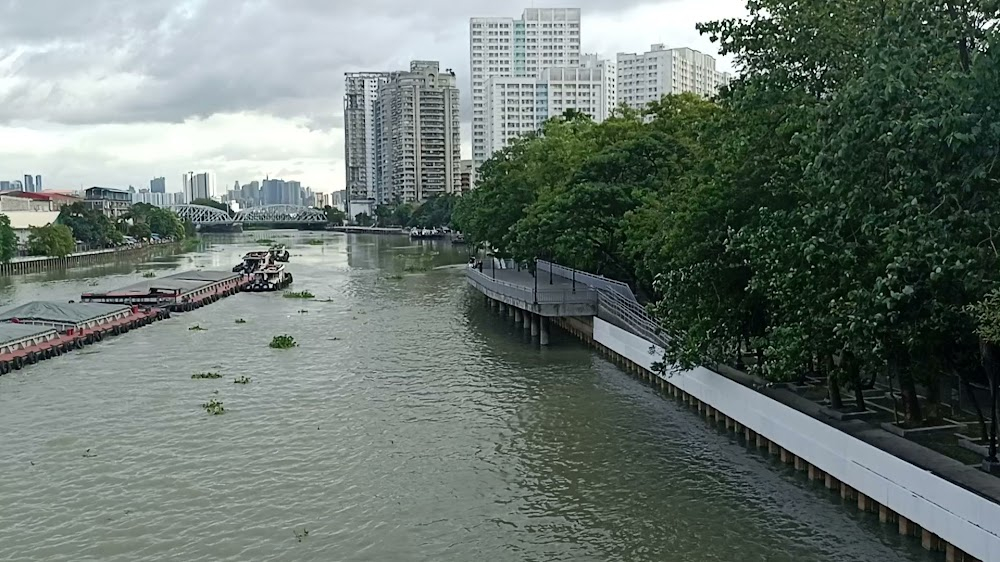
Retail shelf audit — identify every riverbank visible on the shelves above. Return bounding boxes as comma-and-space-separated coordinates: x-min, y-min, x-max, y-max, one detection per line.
469, 262, 997, 562
0, 240, 188, 276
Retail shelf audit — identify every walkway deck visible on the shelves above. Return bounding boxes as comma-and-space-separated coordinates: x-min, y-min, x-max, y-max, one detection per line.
465, 261, 596, 317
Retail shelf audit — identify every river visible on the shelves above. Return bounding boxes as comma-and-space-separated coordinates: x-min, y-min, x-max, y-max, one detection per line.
0, 232, 933, 562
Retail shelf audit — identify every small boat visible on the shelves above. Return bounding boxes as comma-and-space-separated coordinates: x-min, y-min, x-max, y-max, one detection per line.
232, 251, 272, 273
409, 228, 445, 240
247, 264, 294, 292
269, 244, 290, 262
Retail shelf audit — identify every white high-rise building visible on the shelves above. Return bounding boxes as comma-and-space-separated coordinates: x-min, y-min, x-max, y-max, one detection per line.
469, 8, 582, 171
581, 53, 616, 117
485, 66, 606, 155
376, 61, 462, 203
344, 71, 391, 219
616, 45, 731, 110
182, 171, 215, 203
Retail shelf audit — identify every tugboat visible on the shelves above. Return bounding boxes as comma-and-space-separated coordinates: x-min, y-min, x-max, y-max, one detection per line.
232, 251, 272, 273
247, 263, 294, 292
409, 228, 445, 240
269, 244, 290, 262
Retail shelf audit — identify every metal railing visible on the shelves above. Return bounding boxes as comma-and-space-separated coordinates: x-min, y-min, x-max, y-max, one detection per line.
465, 266, 597, 307
534, 260, 669, 347
536, 260, 636, 301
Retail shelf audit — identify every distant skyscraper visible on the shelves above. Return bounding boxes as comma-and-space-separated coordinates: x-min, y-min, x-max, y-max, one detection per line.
376, 60, 462, 203
470, 8, 582, 170
616, 45, 731, 110
182, 171, 215, 202
150, 177, 166, 193
0, 181, 10, 190
23, 174, 34, 192
34, 175, 42, 192
344, 71, 391, 217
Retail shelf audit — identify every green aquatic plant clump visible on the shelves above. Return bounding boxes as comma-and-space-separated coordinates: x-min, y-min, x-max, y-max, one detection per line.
283, 291, 314, 299
254, 238, 275, 245
269, 334, 298, 349
202, 399, 225, 415
192, 372, 223, 379
233, 376, 251, 384
305, 239, 324, 245
235, 318, 247, 324
142, 272, 156, 278
189, 325, 206, 331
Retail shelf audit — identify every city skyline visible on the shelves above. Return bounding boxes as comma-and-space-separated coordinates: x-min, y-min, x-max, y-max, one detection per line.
0, 0, 744, 193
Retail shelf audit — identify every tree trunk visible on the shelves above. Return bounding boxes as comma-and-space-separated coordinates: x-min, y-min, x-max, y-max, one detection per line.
980, 339, 1000, 462
961, 375, 988, 441
825, 354, 843, 410
924, 374, 942, 422
889, 346, 922, 422
844, 351, 865, 412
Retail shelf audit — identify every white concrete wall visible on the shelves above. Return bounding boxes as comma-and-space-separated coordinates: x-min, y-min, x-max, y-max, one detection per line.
594, 317, 1000, 562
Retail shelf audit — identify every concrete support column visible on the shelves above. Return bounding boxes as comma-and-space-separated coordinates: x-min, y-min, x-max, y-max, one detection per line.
898, 516, 917, 536
857, 493, 874, 513
824, 473, 838, 490
808, 464, 822, 481
879, 504, 897, 524
840, 484, 856, 500
514, 308, 523, 326
530, 313, 539, 338
922, 529, 944, 551
507, 304, 515, 319
794, 456, 806, 471
499, 302, 507, 316
522, 311, 531, 332
539, 316, 550, 346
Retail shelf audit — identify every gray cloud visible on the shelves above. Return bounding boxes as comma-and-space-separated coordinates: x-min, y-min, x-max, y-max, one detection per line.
0, 0, 659, 126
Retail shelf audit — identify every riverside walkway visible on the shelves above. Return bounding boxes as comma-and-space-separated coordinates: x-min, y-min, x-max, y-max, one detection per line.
466, 259, 597, 344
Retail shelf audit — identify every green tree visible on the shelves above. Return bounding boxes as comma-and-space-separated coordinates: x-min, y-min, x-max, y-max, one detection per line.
0, 214, 18, 262
57, 202, 123, 247
354, 212, 374, 227
324, 205, 346, 225
128, 222, 152, 240
27, 223, 76, 257
191, 198, 232, 216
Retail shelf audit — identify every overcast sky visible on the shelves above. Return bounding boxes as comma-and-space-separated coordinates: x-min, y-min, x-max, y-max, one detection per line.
0, 0, 745, 194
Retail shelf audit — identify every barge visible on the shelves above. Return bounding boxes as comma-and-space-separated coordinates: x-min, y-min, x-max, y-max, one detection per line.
0, 301, 167, 374
80, 270, 248, 312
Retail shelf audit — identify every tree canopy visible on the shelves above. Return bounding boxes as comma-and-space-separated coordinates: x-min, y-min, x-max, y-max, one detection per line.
27, 224, 76, 257
57, 202, 123, 247
0, 215, 18, 263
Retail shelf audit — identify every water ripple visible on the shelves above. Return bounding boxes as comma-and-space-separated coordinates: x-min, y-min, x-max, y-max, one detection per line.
0, 233, 934, 561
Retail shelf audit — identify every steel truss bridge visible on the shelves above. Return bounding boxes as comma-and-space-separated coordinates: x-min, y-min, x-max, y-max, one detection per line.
165, 204, 328, 226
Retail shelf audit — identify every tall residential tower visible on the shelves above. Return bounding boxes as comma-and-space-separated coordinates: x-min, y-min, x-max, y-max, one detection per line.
344, 71, 391, 219
469, 8, 581, 170
616, 45, 731, 110
375, 61, 462, 203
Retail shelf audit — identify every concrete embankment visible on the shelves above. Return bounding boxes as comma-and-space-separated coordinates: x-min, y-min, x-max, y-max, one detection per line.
552, 314, 995, 562
0, 242, 182, 276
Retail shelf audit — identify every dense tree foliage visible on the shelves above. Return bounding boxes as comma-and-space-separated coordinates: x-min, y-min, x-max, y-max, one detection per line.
128, 203, 185, 239
456, 0, 1000, 431
324, 206, 347, 225
191, 198, 232, 216
27, 224, 76, 257
372, 195, 457, 228
57, 203, 123, 247
0, 215, 18, 262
